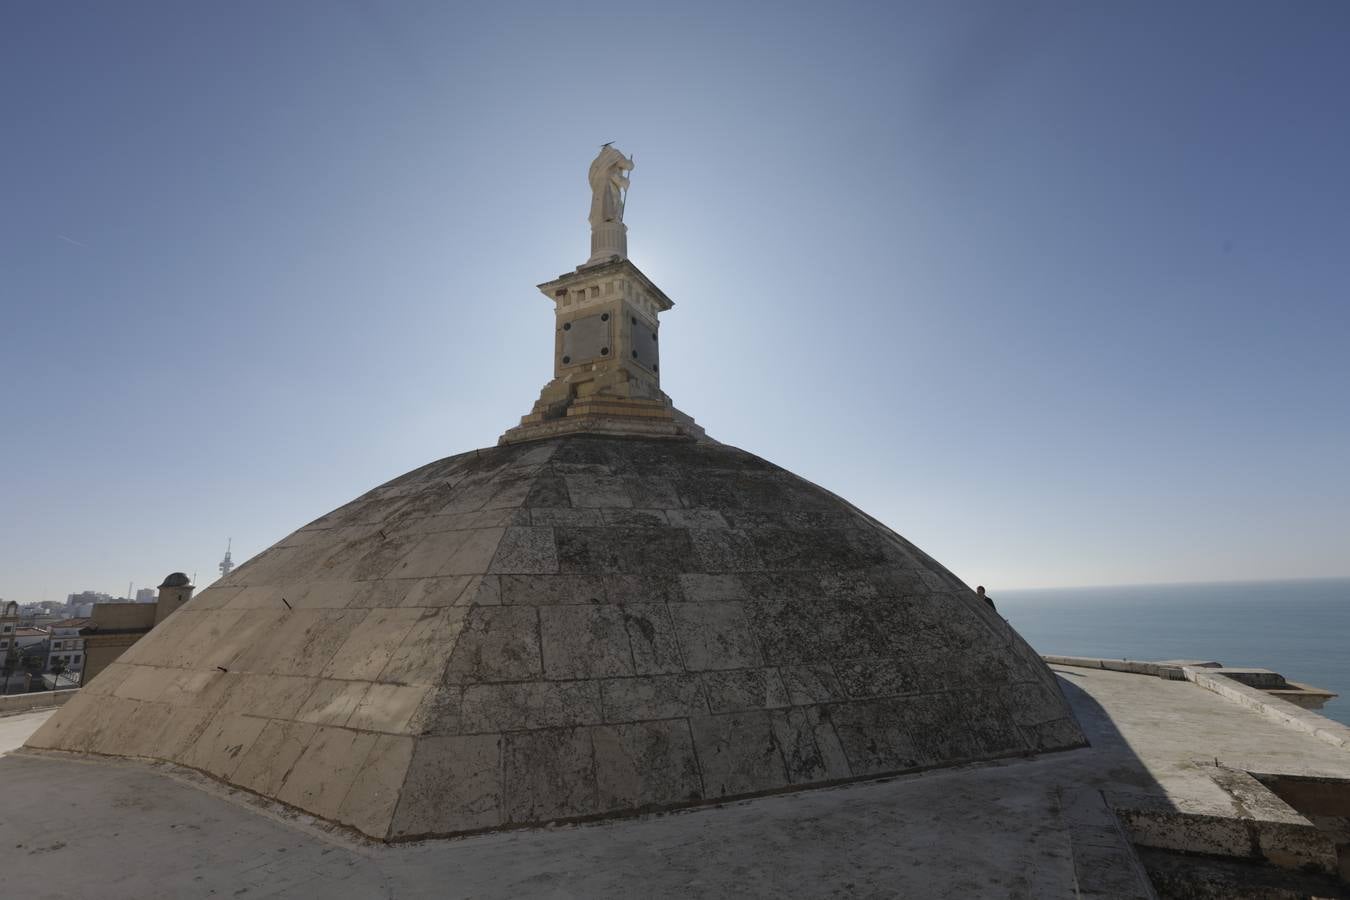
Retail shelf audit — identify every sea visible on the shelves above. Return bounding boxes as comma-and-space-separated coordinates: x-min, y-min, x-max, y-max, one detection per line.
996, 577, 1350, 727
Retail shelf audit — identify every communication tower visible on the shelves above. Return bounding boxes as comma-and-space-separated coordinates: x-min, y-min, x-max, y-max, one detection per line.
218, 539, 234, 580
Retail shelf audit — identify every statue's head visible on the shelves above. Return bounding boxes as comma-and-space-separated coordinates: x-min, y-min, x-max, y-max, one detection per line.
590, 145, 633, 182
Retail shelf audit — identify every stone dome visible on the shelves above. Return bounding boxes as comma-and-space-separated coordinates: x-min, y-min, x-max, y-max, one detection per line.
159, 572, 191, 588
29, 435, 1082, 840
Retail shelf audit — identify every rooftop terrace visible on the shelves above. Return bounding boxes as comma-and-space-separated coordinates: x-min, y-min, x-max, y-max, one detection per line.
4, 659, 1348, 898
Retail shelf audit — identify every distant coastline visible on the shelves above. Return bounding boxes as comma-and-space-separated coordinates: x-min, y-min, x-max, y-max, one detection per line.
998, 574, 1350, 594
998, 577, 1350, 727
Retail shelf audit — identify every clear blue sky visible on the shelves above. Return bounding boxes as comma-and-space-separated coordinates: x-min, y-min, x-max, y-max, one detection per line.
3, 1, 1348, 602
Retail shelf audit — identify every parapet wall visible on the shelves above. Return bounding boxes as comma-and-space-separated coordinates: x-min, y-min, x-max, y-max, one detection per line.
0, 689, 79, 718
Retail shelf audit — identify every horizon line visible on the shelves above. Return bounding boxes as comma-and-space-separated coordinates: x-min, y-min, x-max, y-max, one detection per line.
996, 573, 1350, 594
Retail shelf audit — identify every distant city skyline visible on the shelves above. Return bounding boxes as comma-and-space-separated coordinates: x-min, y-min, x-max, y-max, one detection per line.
3, 2, 1348, 597
2, 582, 181, 608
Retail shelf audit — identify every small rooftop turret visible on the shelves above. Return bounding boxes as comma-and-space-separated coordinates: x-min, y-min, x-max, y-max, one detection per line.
155, 572, 194, 625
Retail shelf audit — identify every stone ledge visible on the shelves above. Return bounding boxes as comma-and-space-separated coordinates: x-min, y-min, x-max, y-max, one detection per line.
1109, 765, 1340, 875
1045, 655, 1348, 749
1042, 655, 1188, 680
1266, 682, 1340, 710
1182, 666, 1350, 752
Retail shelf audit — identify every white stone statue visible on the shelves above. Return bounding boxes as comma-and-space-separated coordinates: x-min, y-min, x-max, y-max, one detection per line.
588, 143, 634, 226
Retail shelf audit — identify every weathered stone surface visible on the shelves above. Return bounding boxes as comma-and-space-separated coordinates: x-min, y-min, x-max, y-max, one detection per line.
834, 656, 940, 700
392, 734, 502, 837
666, 508, 728, 528
389, 529, 501, 579
600, 507, 668, 527
347, 683, 428, 733
905, 691, 1026, 762
779, 664, 844, 705
398, 575, 473, 607
540, 605, 634, 679
702, 668, 790, 713
350, 579, 414, 608
830, 698, 924, 776
563, 473, 632, 508
678, 573, 746, 603
460, 681, 604, 733
1024, 717, 1088, 751
461, 574, 502, 606
620, 603, 684, 674
231, 609, 366, 678
212, 673, 315, 720
445, 606, 541, 683
101, 699, 172, 759
25, 691, 97, 749
40, 694, 117, 755
523, 472, 569, 507
604, 574, 683, 604
336, 734, 414, 839
668, 602, 762, 670
380, 607, 468, 684
594, 720, 703, 810
691, 711, 790, 797
113, 664, 174, 702
180, 712, 270, 780
232, 719, 318, 797
322, 608, 424, 680
747, 595, 890, 665
504, 727, 596, 823
274, 728, 380, 820
688, 527, 764, 572
409, 685, 463, 736
488, 527, 558, 574
152, 706, 216, 760
295, 679, 369, 727
288, 580, 361, 609
600, 674, 708, 722
624, 476, 682, 509
28, 435, 1078, 841
771, 706, 852, 783
529, 507, 603, 526
500, 574, 604, 605
556, 527, 698, 574
1004, 680, 1077, 728
78, 661, 135, 697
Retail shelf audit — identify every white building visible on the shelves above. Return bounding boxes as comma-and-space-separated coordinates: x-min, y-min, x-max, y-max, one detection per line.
0, 600, 18, 661
46, 618, 92, 678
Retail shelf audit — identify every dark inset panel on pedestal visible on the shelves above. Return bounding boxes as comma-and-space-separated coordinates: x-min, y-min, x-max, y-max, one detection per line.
630, 316, 660, 374
561, 313, 611, 367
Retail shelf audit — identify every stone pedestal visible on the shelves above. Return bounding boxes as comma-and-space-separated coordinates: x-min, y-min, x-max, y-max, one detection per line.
584, 220, 628, 267
500, 257, 707, 445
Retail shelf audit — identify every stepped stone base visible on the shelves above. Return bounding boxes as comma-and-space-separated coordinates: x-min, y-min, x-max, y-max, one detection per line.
501, 396, 706, 445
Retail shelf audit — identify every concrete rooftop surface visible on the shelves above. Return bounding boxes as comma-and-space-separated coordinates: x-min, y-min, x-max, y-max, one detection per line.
5, 664, 1349, 899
